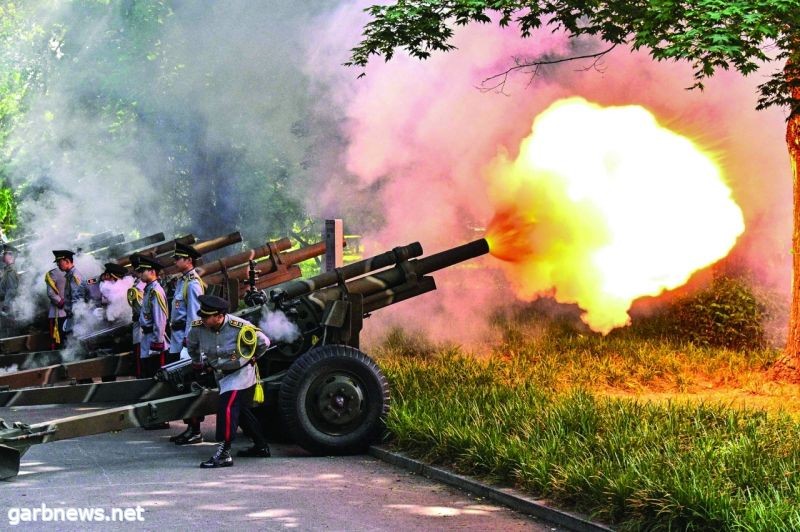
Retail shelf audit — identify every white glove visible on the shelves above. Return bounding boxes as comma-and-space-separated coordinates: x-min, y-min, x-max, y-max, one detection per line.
92, 307, 105, 320
179, 346, 190, 360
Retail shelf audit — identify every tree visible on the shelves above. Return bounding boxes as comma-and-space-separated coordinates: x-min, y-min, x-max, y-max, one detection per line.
348, 1, 800, 367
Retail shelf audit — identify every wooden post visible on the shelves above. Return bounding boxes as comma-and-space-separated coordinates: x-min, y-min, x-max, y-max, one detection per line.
324, 219, 344, 272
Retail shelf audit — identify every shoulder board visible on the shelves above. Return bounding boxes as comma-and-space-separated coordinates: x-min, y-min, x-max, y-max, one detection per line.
228, 319, 245, 329
191, 319, 203, 327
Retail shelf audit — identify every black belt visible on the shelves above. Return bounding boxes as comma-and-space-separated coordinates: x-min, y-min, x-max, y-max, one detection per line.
215, 359, 255, 376
141, 325, 154, 334
171, 320, 186, 330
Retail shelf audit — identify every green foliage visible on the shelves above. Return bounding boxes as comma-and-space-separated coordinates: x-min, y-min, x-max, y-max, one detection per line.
349, 0, 800, 111
378, 349, 800, 530
0, 183, 16, 232
630, 276, 776, 351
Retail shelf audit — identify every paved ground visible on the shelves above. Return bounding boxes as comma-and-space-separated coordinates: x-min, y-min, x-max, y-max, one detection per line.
0, 405, 561, 531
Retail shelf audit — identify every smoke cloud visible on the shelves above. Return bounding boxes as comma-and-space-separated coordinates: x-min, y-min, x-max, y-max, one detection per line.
259, 308, 301, 344
4, 1, 343, 326
306, 2, 791, 342
0, 2, 791, 344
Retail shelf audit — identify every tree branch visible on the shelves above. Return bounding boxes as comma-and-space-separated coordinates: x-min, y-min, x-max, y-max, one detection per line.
479, 43, 618, 94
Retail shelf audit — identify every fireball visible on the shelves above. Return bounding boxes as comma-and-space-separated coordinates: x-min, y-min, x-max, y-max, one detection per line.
486, 97, 744, 333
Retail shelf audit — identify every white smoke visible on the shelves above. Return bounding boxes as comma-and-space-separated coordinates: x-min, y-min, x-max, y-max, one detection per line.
0, 363, 18, 374
71, 299, 99, 338
259, 308, 300, 343
99, 276, 134, 323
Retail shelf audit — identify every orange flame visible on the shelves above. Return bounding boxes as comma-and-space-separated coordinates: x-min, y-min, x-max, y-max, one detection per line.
486, 97, 745, 333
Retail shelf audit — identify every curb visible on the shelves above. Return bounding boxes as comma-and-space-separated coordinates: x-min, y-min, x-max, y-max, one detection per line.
369, 445, 613, 532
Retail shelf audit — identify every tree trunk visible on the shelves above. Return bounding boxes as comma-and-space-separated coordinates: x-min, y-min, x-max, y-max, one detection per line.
774, 56, 800, 381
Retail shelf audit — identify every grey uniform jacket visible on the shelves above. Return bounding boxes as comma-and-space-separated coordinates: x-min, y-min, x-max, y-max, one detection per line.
0, 265, 18, 313
139, 280, 170, 357
128, 279, 146, 345
45, 267, 85, 330
187, 315, 269, 394
45, 268, 67, 319
169, 269, 204, 354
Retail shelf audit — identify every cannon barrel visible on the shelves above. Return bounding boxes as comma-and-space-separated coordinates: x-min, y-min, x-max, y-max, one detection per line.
76, 322, 133, 352
154, 357, 196, 392
198, 238, 292, 280
202, 240, 325, 286
115, 235, 196, 266
4, 234, 31, 247
160, 232, 243, 274
306, 238, 489, 307
273, 242, 424, 301
91, 232, 166, 259
76, 233, 126, 253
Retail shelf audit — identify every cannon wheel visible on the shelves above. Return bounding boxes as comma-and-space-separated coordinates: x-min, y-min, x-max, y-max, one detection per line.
278, 344, 389, 455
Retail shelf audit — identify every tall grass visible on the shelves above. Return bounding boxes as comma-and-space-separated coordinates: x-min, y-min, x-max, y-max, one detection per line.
373, 274, 796, 530
376, 348, 800, 530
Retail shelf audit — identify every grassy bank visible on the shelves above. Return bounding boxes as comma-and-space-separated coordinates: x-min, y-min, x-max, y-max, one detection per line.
373, 328, 800, 530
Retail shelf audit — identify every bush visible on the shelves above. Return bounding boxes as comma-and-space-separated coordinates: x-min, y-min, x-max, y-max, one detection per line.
641, 276, 771, 350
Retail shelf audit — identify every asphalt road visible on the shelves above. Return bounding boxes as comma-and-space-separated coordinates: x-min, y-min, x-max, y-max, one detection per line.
0, 404, 561, 531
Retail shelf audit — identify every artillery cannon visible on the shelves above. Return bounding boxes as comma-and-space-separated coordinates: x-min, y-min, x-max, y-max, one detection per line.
0, 235, 328, 386
0, 238, 489, 480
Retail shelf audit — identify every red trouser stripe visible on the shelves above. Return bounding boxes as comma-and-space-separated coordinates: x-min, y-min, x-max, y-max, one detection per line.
160, 351, 165, 367
225, 390, 238, 442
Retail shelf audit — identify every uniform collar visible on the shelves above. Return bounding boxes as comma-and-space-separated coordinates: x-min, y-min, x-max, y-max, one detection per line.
183, 268, 197, 278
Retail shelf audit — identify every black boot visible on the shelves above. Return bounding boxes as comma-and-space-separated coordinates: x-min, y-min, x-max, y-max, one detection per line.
143, 422, 170, 430
236, 443, 271, 458
169, 426, 194, 443
175, 432, 203, 446
200, 444, 233, 468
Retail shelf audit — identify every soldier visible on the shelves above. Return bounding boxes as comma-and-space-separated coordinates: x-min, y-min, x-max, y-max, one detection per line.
169, 242, 206, 446
189, 295, 271, 468
135, 255, 170, 379
0, 244, 19, 336
126, 254, 147, 377
45, 250, 84, 348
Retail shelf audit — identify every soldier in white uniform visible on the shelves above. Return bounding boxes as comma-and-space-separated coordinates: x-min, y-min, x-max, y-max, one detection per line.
45, 250, 84, 348
168, 242, 206, 446
188, 295, 271, 468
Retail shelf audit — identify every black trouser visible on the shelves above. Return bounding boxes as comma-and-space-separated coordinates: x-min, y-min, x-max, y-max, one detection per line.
216, 385, 267, 447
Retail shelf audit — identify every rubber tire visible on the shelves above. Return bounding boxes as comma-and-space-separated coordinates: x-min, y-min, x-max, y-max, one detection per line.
279, 345, 390, 455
